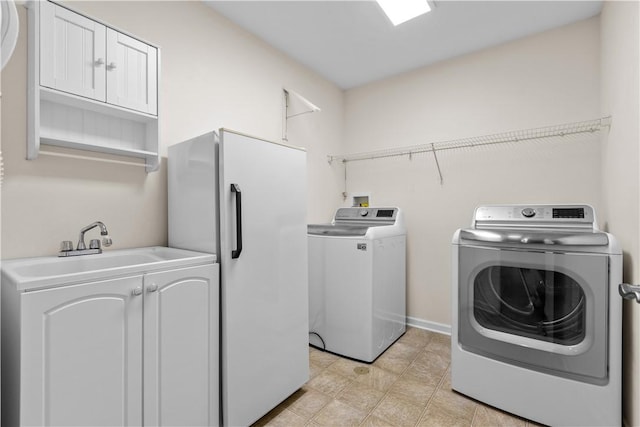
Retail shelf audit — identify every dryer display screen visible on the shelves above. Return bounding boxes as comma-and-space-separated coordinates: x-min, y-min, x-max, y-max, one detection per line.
553, 208, 585, 219
376, 210, 394, 218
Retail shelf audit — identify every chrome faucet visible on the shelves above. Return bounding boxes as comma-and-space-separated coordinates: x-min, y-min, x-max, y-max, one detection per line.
59, 221, 112, 257
77, 221, 112, 250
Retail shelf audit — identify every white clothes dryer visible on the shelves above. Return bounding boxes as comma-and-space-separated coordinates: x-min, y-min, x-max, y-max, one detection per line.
452, 205, 622, 427
308, 207, 406, 362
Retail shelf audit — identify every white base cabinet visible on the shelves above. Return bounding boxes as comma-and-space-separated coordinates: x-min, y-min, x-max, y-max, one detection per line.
2, 264, 219, 427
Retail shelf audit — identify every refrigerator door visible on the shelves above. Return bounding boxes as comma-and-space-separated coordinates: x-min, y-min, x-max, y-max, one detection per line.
219, 129, 309, 426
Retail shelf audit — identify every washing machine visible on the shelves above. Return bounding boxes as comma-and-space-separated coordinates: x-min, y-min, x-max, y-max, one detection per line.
308, 207, 406, 362
452, 204, 622, 426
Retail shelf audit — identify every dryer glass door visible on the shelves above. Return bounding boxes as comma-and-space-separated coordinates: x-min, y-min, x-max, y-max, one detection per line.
473, 265, 585, 346
458, 245, 608, 385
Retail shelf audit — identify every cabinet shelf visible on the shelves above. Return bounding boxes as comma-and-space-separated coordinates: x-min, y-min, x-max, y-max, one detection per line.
40, 87, 158, 123
40, 136, 159, 163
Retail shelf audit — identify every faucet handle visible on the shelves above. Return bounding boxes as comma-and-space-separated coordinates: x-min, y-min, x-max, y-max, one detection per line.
60, 241, 74, 252
89, 239, 101, 250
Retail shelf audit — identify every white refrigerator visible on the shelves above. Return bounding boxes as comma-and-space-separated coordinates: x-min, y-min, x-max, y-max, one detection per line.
168, 129, 309, 426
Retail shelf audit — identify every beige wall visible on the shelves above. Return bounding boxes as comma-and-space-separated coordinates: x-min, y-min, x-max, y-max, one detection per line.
2, 2, 639, 424
342, 18, 602, 327
1, 1, 344, 259
600, 2, 640, 426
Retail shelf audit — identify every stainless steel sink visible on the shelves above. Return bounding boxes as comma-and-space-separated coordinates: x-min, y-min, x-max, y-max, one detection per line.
2, 246, 216, 290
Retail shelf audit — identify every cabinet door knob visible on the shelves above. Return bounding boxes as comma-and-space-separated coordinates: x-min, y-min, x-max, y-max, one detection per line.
107, 62, 117, 70
95, 58, 104, 66
132, 286, 143, 296
147, 283, 158, 293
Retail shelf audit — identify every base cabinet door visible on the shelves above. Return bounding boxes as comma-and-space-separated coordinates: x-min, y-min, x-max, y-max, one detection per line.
143, 264, 219, 426
21, 276, 143, 427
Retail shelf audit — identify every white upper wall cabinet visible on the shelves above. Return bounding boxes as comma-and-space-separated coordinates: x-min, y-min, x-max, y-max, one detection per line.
28, 0, 160, 172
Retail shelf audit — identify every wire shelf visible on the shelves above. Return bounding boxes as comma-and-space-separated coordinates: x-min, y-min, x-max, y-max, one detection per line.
328, 116, 611, 164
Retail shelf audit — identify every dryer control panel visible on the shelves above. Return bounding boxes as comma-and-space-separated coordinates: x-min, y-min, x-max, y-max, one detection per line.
473, 204, 597, 230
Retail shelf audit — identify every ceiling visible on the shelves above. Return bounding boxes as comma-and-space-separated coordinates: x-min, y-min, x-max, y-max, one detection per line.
205, 0, 603, 90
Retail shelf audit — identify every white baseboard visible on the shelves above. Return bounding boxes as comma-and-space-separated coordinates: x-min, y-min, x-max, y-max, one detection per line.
406, 316, 451, 336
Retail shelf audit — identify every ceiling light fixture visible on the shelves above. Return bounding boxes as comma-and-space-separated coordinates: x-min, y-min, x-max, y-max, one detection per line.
376, 0, 431, 26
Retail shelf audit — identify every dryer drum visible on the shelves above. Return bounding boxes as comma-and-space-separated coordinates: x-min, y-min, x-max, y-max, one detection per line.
473, 266, 586, 345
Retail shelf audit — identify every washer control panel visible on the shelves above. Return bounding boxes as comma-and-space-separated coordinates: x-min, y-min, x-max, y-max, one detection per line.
334, 207, 398, 223
473, 205, 596, 229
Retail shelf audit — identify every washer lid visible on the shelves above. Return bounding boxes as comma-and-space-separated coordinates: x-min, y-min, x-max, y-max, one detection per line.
308, 224, 372, 237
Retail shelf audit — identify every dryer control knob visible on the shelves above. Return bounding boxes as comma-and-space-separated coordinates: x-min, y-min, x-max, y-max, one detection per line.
359, 209, 369, 217
521, 208, 536, 218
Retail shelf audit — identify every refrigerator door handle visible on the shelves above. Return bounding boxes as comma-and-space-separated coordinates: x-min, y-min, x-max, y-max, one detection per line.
231, 183, 243, 259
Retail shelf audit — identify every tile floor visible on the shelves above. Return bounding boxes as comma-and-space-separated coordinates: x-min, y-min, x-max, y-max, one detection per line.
254, 327, 542, 427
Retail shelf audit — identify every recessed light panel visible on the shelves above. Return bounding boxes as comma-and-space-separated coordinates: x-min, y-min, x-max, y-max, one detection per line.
376, 0, 431, 26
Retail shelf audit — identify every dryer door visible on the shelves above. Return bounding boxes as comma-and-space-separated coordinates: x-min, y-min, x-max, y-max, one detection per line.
458, 245, 609, 384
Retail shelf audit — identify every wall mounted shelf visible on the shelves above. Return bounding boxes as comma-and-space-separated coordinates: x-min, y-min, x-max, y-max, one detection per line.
328, 117, 611, 164
329, 116, 611, 187
282, 88, 321, 141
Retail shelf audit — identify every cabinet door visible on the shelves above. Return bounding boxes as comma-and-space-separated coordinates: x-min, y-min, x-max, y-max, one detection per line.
40, 1, 106, 101
143, 264, 219, 427
106, 29, 158, 115
21, 276, 143, 427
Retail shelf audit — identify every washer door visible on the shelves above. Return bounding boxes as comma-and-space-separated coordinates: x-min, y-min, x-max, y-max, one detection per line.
458, 245, 609, 384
